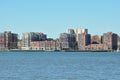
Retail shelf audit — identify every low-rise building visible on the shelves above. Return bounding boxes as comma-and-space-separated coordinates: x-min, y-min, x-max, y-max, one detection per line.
30, 40, 61, 51
85, 44, 106, 51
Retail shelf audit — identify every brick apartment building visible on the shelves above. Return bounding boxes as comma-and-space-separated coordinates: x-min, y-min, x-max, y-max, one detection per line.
102, 32, 118, 50
0, 31, 18, 50
30, 40, 61, 51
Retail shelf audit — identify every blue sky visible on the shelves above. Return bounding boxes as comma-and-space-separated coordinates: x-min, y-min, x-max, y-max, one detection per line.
0, 0, 120, 39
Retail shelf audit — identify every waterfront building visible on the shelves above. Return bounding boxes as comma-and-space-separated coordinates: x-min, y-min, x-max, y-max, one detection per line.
69, 34, 76, 50
0, 31, 18, 50
45, 40, 55, 51
55, 40, 61, 50
10, 33, 18, 49
22, 32, 31, 50
67, 29, 76, 50
30, 41, 46, 50
30, 41, 42, 50
4, 31, 12, 49
59, 33, 76, 50
77, 33, 91, 50
85, 44, 106, 51
22, 32, 46, 50
39, 41, 46, 50
30, 40, 61, 51
0, 33, 5, 50
102, 32, 118, 50
59, 33, 70, 50
45, 40, 61, 51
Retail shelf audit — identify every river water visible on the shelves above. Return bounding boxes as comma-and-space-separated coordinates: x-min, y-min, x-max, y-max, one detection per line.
0, 52, 120, 80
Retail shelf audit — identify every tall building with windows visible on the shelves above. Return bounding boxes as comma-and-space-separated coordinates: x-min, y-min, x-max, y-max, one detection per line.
67, 29, 76, 50
59, 33, 70, 50
102, 32, 118, 50
22, 32, 47, 50
10, 33, 18, 49
77, 33, 91, 50
59, 32, 76, 50
75, 28, 88, 41
74, 28, 90, 50
0, 31, 18, 50
22, 32, 31, 49
0, 33, 5, 50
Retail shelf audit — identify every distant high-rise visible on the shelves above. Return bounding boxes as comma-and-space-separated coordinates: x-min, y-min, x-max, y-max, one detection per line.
75, 28, 88, 41
59, 33, 76, 50
22, 32, 47, 50
0, 31, 18, 50
59, 33, 70, 50
22, 32, 31, 49
74, 28, 90, 50
77, 33, 91, 50
102, 32, 118, 50
10, 33, 18, 49
0, 33, 5, 50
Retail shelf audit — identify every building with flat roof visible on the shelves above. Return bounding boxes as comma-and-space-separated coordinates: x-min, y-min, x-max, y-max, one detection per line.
0, 31, 18, 50
0, 33, 5, 50
75, 28, 88, 42
59, 33, 70, 50
59, 32, 76, 50
77, 33, 91, 50
102, 32, 118, 50
22, 32, 46, 50
30, 40, 61, 51
85, 44, 106, 51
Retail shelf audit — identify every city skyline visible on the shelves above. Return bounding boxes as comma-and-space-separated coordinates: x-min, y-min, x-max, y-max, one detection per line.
0, 0, 120, 38
0, 29, 118, 51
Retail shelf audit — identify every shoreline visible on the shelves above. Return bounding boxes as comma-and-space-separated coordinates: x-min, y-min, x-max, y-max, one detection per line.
0, 49, 118, 53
